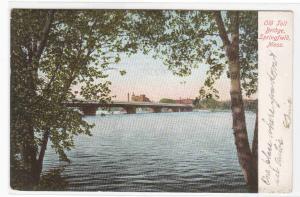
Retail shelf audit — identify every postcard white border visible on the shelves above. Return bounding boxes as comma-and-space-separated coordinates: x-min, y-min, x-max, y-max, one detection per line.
1, 1, 300, 197
258, 11, 293, 193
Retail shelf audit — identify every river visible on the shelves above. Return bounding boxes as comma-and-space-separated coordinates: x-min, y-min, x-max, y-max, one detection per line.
43, 110, 256, 192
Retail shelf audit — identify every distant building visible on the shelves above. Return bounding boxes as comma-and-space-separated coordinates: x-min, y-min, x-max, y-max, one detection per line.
175, 98, 194, 105
131, 93, 151, 102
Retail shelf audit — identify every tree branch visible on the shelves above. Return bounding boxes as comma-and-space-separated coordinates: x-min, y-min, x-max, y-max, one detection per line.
213, 11, 230, 46
35, 10, 55, 60
37, 130, 50, 175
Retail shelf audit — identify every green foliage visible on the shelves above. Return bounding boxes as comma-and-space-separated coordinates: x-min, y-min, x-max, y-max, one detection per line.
193, 97, 222, 110
133, 11, 258, 99
239, 12, 258, 96
119, 69, 127, 76
34, 168, 68, 191
10, 9, 258, 189
194, 98, 257, 111
10, 9, 144, 188
159, 98, 176, 104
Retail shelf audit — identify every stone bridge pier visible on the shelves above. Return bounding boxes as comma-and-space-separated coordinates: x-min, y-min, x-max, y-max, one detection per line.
80, 106, 98, 116
152, 107, 162, 113
183, 107, 193, 112
124, 106, 136, 114
171, 107, 179, 112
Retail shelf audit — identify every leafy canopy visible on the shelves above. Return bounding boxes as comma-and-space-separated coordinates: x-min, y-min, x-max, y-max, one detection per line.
11, 10, 143, 162
11, 10, 257, 164
130, 10, 258, 99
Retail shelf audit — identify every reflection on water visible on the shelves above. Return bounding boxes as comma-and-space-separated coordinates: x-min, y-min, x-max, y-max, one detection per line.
43, 110, 255, 192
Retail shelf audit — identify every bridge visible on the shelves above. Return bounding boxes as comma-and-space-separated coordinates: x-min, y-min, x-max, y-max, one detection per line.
64, 100, 193, 115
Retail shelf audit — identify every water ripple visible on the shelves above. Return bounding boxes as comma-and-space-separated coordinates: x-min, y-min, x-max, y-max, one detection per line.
43, 111, 255, 192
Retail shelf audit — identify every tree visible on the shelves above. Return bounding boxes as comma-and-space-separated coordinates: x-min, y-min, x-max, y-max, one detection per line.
129, 10, 258, 191
159, 98, 176, 104
10, 9, 140, 189
11, 9, 258, 192
194, 97, 221, 110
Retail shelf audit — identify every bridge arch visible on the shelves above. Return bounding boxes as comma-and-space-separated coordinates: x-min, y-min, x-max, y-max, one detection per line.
64, 101, 193, 116
80, 105, 98, 116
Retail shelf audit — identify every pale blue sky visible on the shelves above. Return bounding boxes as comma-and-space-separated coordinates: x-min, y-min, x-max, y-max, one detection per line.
105, 53, 231, 102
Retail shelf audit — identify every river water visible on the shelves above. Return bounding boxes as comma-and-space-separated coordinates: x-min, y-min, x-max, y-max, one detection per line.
43, 110, 256, 192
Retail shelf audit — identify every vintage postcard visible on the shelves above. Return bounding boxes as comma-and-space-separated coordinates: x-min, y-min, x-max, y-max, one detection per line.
9, 7, 293, 193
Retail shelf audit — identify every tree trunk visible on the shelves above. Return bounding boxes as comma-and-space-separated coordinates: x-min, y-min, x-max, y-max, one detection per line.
214, 11, 258, 192
20, 122, 40, 187
37, 130, 50, 177
252, 104, 258, 181
228, 54, 258, 192
15, 10, 55, 189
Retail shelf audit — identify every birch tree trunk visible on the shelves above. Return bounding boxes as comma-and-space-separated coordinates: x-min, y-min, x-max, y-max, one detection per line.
214, 11, 258, 192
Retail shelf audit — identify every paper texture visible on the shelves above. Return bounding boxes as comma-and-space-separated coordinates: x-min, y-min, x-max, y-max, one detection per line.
258, 11, 293, 193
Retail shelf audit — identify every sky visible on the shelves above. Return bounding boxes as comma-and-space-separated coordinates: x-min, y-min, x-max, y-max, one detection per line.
104, 52, 232, 102
70, 11, 257, 103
